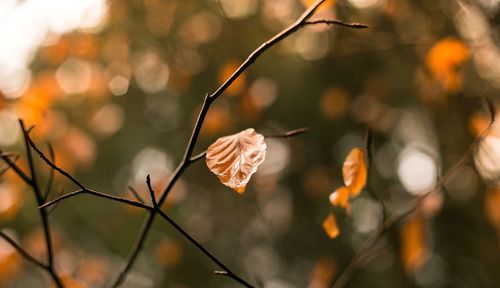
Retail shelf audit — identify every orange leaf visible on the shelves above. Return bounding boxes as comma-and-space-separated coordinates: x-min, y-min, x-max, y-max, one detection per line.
323, 213, 340, 239
342, 147, 367, 196
206, 128, 266, 193
329, 186, 351, 211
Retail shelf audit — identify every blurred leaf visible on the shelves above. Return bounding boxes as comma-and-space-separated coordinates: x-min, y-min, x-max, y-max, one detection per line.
323, 213, 340, 239
400, 214, 427, 273
206, 128, 266, 193
426, 37, 469, 93
342, 147, 367, 196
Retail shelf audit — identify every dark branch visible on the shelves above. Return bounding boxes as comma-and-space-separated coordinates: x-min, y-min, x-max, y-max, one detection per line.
263, 127, 309, 138
127, 186, 145, 204
155, 209, 254, 287
19, 120, 64, 288
43, 143, 56, 201
146, 175, 158, 208
109, 0, 365, 286
0, 151, 31, 184
39, 188, 153, 211
304, 19, 369, 29
0, 230, 46, 270
23, 126, 85, 190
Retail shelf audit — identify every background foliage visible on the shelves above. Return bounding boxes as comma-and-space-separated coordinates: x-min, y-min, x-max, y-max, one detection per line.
1, 0, 500, 287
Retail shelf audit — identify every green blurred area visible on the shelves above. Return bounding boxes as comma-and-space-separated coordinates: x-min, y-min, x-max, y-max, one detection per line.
1, 0, 500, 287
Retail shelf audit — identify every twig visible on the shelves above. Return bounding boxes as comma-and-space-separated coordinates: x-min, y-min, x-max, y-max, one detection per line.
40, 188, 152, 210
0, 230, 46, 270
43, 143, 55, 201
0, 153, 20, 177
0, 150, 31, 184
19, 120, 64, 288
263, 127, 309, 138
304, 19, 369, 29
146, 175, 158, 208
127, 186, 145, 204
108, 0, 365, 286
23, 127, 85, 190
154, 209, 253, 287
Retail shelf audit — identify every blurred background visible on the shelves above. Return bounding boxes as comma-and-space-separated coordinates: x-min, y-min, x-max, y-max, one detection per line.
1, 0, 500, 287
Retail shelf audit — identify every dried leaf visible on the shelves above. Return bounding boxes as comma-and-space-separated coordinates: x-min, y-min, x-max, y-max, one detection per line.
342, 147, 367, 196
206, 128, 266, 193
323, 213, 340, 239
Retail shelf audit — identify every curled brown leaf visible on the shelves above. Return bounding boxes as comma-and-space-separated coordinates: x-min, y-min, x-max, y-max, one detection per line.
206, 128, 266, 193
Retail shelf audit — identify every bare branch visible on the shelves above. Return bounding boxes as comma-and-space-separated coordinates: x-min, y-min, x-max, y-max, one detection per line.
127, 186, 145, 204
0, 151, 31, 184
263, 127, 309, 138
0, 230, 46, 270
108, 1, 365, 286
39, 188, 153, 211
22, 125, 85, 190
304, 19, 369, 29
43, 143, 56, 201
19, 120, 64, 288
154, 209, 254, 287
146, 175, 158, 208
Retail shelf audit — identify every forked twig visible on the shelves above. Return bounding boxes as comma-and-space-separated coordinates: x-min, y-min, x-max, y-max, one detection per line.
19, 120, 64, 288
110, 1, 367, 286
0, 0, 368, 286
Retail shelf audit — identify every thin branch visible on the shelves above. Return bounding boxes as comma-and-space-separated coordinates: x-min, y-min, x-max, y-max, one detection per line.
155, 209, 254, 287
43, 143, 55, 201
23, 128, 85, 190
19, 120, 64, 288
146, 175, 158, 208
0, 151, 31, 184
39, 188, 153, 211
127, 186, 145, 204
263, 127, 309, 138
304, 19, 369, 29
0, 153, 20, 177
364, 128, 373, 167
0, 230, 46, 270
110, 0, 367, 286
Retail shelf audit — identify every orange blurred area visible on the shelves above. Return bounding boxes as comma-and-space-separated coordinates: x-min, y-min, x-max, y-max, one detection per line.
400, 213, 428, 273
322, 213, 340, 239
426, 37, 470, 93
0, 236, 22, 281
0, 182, 23, 221
308, 256, 337, 288
23, 228, 62, 262
155, 238, 183, 268
218, 60, 246, 97
319, 87, 349, 120
485, 186, 500, 234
